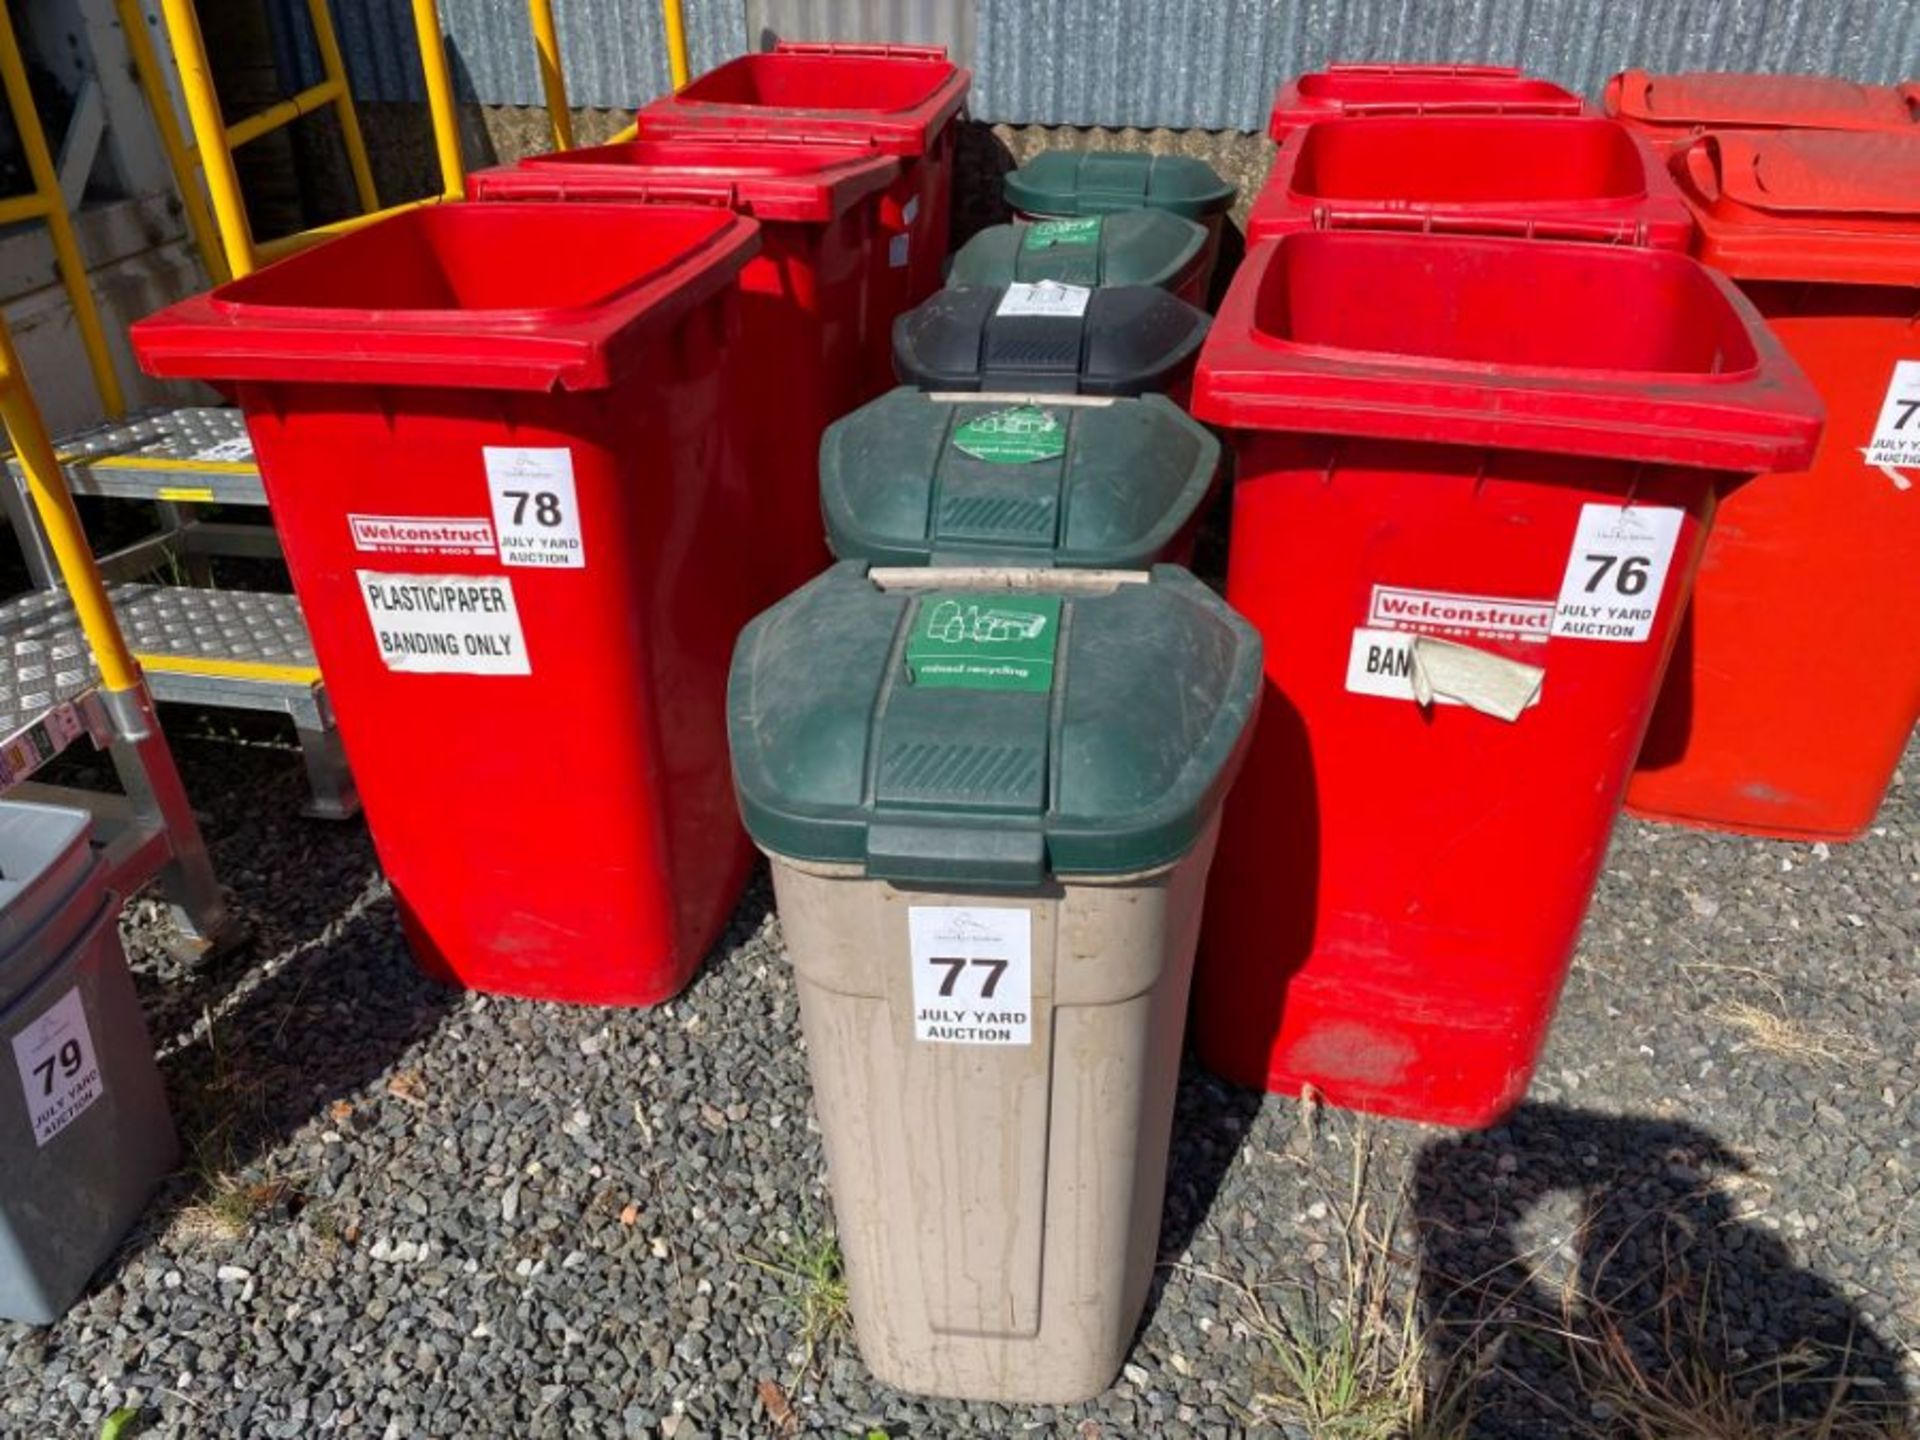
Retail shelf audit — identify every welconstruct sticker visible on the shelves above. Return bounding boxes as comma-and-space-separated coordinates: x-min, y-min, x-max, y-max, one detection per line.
484, 447, 584, 568
357, 572, 531, 676
1368, 584, 1554, 643
1866, 360, 1920, 472
12, 986, 103, 1147
1551, 504, 1685, 643
996, 280, 1092, 319
908, 906, 1033, 1046
1023, 216, 1103, 251
905, 594, 1061, 692
951, 404, 1068, 464
349, 514, 496, 558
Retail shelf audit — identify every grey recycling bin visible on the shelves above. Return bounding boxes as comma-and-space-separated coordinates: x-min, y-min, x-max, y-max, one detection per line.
0, 801, 176, 1324
729, 563, 1262, 1402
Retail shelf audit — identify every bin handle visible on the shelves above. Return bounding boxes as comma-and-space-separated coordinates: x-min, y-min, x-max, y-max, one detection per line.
871, 566, 1149, 595
1324, 62, 1525, 81
929, 389, 1116, 409
773, 39, 948, 62
1902, 83, 1920, 120
1310, 202, 1650, 246
1677, 134, 1726, 207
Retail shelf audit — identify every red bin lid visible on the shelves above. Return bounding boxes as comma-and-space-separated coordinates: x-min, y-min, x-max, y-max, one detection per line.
1268, 63, 1584, 140
1247, 115, 1692, 248
132, 201, 761, 392
635, 42, 970, 158
1604, 70, 1920, 136
470, 137, 900, 222
1192, 232, 1821, 474
1668, 130, 1920, 285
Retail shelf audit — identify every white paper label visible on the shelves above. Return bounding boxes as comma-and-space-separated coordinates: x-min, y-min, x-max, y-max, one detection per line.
194, 435, 255, 463
902, 196, 921, 226
1866, 360, 1920, 471
1347, 627, 1462, 705
13, 987, 103, 1147
357, 572, 531, 675
349, 514, 496, 557
888, 232, 911, 269
996, 281, 1092, 319
908, 906, 1033, 1046
1550, 503, 1685, 644
484, 448, 584, 569
1368, 584, 1555, 643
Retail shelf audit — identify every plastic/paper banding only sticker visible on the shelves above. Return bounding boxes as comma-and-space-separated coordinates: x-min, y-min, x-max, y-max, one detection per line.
12, 986, 103, 1147
908, 906, 1033, 1046
1551, 504, 1685, 644
1867, 360, 1920, 474
905, 594, 1062, 692
1023, 216, 1103, 251
357, 572, 531, 676
951, 404, 1067, 464
996, 280, 1092, 318
484, 447, 584, 569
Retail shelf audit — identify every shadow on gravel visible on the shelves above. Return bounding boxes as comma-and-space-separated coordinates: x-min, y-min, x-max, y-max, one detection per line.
1142, 1059, 1263, 1330
1414, 1103, 1915, 1437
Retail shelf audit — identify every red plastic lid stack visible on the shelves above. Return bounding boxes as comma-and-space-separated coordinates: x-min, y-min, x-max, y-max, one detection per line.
1604, 70, 1920, 152
1268, 62, 1584, 139
1247, 114, 1692, 248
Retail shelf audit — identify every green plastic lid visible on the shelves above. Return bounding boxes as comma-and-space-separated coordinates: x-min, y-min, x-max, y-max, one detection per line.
1004, 150, 1237, 220
946, 211, 1210, 291
728, 564, 1262, 887
820, 388, 1220, 568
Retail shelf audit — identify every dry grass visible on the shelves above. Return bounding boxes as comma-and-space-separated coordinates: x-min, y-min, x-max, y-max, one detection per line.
1706, 998, 1875, 1067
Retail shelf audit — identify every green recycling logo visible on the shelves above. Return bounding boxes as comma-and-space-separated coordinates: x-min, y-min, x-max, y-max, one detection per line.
905, 593, 1063, 694
951, 405, 1068, 465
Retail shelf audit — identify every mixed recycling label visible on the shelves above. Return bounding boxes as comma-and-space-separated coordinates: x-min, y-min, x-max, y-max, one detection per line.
12, 986, 104, 1147
1550, 504, 1684, 643
951, 405, 1068, 465
996, 280, 1092, 318
1023, 217, 1103, 251
908, 906, 1033, 1046
905, 594, 1062, 693
1867, 360, 1920, 472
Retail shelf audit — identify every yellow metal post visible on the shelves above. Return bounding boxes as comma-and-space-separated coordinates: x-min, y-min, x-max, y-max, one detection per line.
0, 323, 141, 694
414, 0, 466, 199
662, 0, 689, 89
304, 0, 381, 213
113, 0, 229, 284
159, 0, 259, 278
0, 4, 127, 416
528, 0, 574, 151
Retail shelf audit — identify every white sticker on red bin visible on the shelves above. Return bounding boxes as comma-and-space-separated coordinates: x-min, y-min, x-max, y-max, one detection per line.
1551, 504, 1685, 644
1866, 360, 1920, 479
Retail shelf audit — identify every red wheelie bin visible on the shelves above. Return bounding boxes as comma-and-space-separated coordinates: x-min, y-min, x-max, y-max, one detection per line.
471, 138, 901, 596
1190, 231, 1822, 1126
134, 202, 765, 1007
636, 42, 970, 392
1268, 63, 1583, 139
1604, 69, 1920, 155
1628, 131, 1920, 840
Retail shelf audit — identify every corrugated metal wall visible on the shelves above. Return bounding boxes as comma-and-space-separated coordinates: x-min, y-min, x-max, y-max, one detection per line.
275, 0, 1919, 129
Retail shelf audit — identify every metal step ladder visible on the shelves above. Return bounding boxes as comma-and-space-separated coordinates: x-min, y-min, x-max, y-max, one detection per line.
1, 406, 357, 819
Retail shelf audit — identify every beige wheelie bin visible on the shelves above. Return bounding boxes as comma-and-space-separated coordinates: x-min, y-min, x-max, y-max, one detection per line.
728, 563, 1261, 1402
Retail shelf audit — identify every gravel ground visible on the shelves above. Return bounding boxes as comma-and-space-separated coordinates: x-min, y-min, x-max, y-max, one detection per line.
0, 710, 1913, 1439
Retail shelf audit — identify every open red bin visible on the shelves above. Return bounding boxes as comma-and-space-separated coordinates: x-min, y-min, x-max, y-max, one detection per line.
133, 202, 764, 1007
471, 138, 900, 597
636, 42, 970, 392
1268, 63, 1584, 140
1628, 131, 1920, 841
1605, 70, 1920, 155
1191, 231, 1821, 1126
1248, 115, 1693, 248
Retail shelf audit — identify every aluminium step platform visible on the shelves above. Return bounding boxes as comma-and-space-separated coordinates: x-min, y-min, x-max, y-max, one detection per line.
0, 584, 356, 818
36, 406, 264, 505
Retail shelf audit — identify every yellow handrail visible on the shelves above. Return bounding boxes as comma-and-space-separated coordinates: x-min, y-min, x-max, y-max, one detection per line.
112, 0, 229, 284
0, 321, 140, 694
525, 0, 689, 152
158, 0, 465, 279
0, 4, 126, 417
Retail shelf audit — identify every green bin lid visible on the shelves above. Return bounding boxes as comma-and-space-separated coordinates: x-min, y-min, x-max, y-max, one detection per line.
820, 388, 1220, 569
1005, 150, 1237, 220
729, 564, 1262, 887
946, 211, 1210, 291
